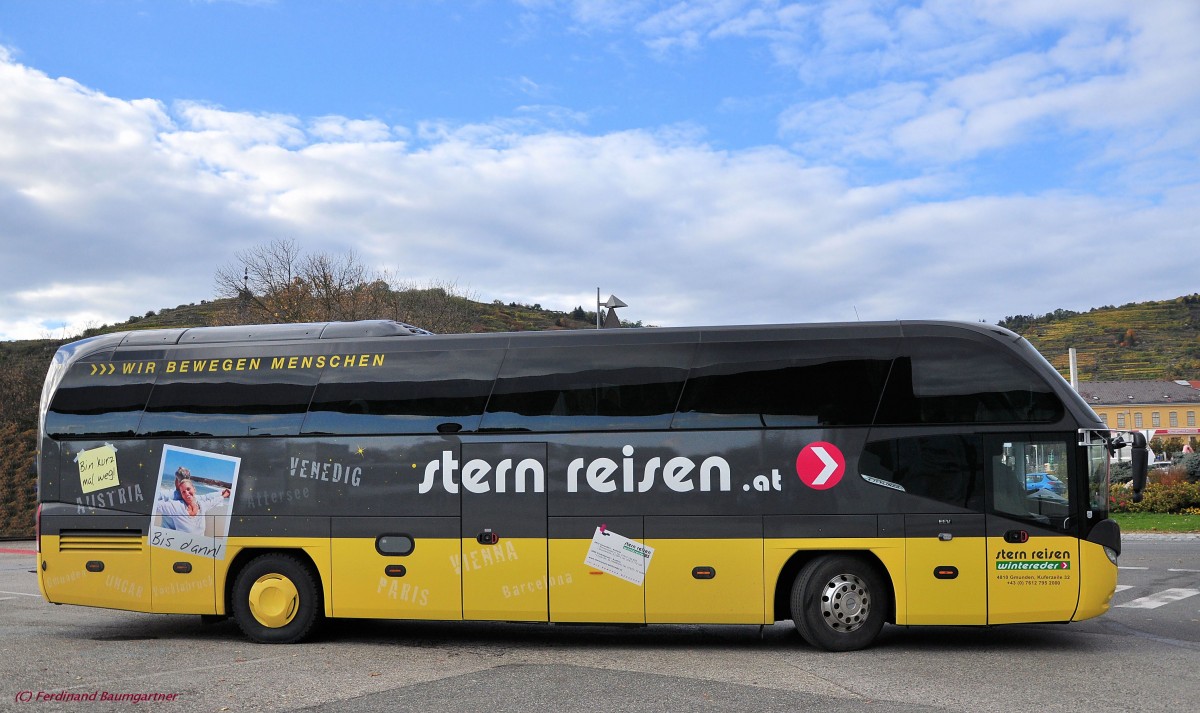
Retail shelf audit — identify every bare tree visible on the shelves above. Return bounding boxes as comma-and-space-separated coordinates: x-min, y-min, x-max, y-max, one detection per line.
387, 278, 481, 334
215, 238, 309, 323
213, 240, 478, 332
214, 239, 394, 324
302, 250, 394, 321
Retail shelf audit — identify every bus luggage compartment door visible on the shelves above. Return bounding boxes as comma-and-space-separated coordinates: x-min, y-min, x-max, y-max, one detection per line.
460, 442, 548, 621
645, 516, 764, 624
149, 523, 216, 614
41, 522, 154, 613
904, 513, 986, 625
548, 516, 645, 624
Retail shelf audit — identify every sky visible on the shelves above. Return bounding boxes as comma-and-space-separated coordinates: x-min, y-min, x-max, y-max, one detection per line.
0, 0, 1197, 340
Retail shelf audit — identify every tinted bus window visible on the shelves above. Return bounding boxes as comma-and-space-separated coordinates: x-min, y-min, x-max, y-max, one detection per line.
990, 436, 1073, 532
303, 348, 505, 435
138, 348, 321, 437
45, 351, 154, 438
673, 340, 893, 429
481, 344, 693, 432
875, 338, 1063, 425
861, 434, 984, 510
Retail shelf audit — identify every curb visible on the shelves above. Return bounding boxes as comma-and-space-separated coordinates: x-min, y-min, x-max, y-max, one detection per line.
0, 540, 36, 554
1122, 533, 1200, 541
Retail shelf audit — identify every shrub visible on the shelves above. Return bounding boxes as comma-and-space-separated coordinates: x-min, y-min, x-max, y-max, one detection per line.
1179, 453, 1200, 483
1152, 469, 1186, 486
1111, 480, 1200, 513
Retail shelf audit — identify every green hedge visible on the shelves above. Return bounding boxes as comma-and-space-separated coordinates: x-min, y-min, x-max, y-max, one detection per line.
1110, 481, 1200, 513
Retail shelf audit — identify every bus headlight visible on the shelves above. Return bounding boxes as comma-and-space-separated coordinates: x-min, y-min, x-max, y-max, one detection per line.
1103, 546, 1118, 565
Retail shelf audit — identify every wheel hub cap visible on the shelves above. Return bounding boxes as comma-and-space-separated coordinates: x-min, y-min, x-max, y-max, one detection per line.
820, 573, 870, 633
248, 574, 299, 628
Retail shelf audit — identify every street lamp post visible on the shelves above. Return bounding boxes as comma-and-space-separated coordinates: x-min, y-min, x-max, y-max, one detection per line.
596, 289, 627, 329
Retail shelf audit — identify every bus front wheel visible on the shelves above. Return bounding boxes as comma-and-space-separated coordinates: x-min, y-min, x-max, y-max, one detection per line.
789, 555, 887, 651
231, 553, 322, 644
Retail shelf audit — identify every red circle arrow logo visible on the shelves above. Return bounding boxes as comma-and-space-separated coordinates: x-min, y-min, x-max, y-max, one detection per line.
795, 442, 845, 490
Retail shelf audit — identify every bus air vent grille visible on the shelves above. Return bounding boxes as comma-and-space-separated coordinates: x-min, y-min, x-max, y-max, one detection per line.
58, 533, 144, 553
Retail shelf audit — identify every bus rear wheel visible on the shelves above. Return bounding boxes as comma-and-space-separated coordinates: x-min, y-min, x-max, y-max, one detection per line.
231, 553, 322, 644
789, 555, 887, 651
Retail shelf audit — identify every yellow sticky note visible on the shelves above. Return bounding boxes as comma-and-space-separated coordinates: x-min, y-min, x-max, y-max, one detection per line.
78, 444, 120, 494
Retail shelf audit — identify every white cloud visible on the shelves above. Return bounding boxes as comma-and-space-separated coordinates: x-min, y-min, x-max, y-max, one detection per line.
0, 40, 1197, 342
531, 2, 1200, 186
776, 1, 1200, 174
308, 117, 394, 143
779, 82, 930, 160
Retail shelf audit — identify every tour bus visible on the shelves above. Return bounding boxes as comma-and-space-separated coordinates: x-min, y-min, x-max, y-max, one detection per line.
35, 320, 1146, 651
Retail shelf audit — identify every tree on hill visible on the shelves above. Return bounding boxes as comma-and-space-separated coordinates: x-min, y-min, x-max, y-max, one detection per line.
214, 238, 388, 323
999, 308, 1079, 332
213, 239, 478, 333
387, 280, 481, 334
1003, 296, 1200, 381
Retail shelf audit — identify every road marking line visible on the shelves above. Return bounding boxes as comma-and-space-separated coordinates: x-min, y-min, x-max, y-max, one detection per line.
0, 590, 39, 597
1114, 585, 1133, 593
1116, 588, 1200, 609
1167, 568, 1200, 573
1118, 566, 1149, 570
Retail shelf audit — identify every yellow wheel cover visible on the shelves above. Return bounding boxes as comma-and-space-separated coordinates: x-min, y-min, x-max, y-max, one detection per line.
248, 573, 300, 628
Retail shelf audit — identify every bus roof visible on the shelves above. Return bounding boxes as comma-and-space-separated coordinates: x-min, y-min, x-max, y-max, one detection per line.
62, 318, 1023, 354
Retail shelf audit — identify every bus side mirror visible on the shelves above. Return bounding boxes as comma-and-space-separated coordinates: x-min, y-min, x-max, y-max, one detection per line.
1130, 431, 1148, 503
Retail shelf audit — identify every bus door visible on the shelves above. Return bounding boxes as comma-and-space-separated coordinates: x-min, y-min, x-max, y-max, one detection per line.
460, 442, 548, 621
985, 436, 1079, 624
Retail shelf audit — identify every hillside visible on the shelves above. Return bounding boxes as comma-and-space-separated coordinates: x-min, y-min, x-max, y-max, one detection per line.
1002, 294, 1200, 381
0, 293, 599, 538
5, 292, 1198, 387
2, 291, 1198, 538
77, 293, 597, 336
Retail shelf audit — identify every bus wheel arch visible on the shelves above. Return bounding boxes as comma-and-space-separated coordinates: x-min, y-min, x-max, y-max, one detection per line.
227, 550, 323, 644
773, 550, 895, 624
782, 552, 893, 651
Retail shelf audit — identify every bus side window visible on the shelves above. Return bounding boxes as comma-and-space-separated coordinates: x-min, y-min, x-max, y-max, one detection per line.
988, 439, 1071, 528
990, 458, 1030, 518
45, 350, 155, 438
303, 348, 505, 435
480, 343, 692, 432
673, 339, 892, 429
862, 435, 984, 510
138, 348, 320, 438
875, 338, 1063, 425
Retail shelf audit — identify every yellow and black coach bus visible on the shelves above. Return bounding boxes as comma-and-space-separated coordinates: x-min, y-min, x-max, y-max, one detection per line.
35, 320, 1145, 650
